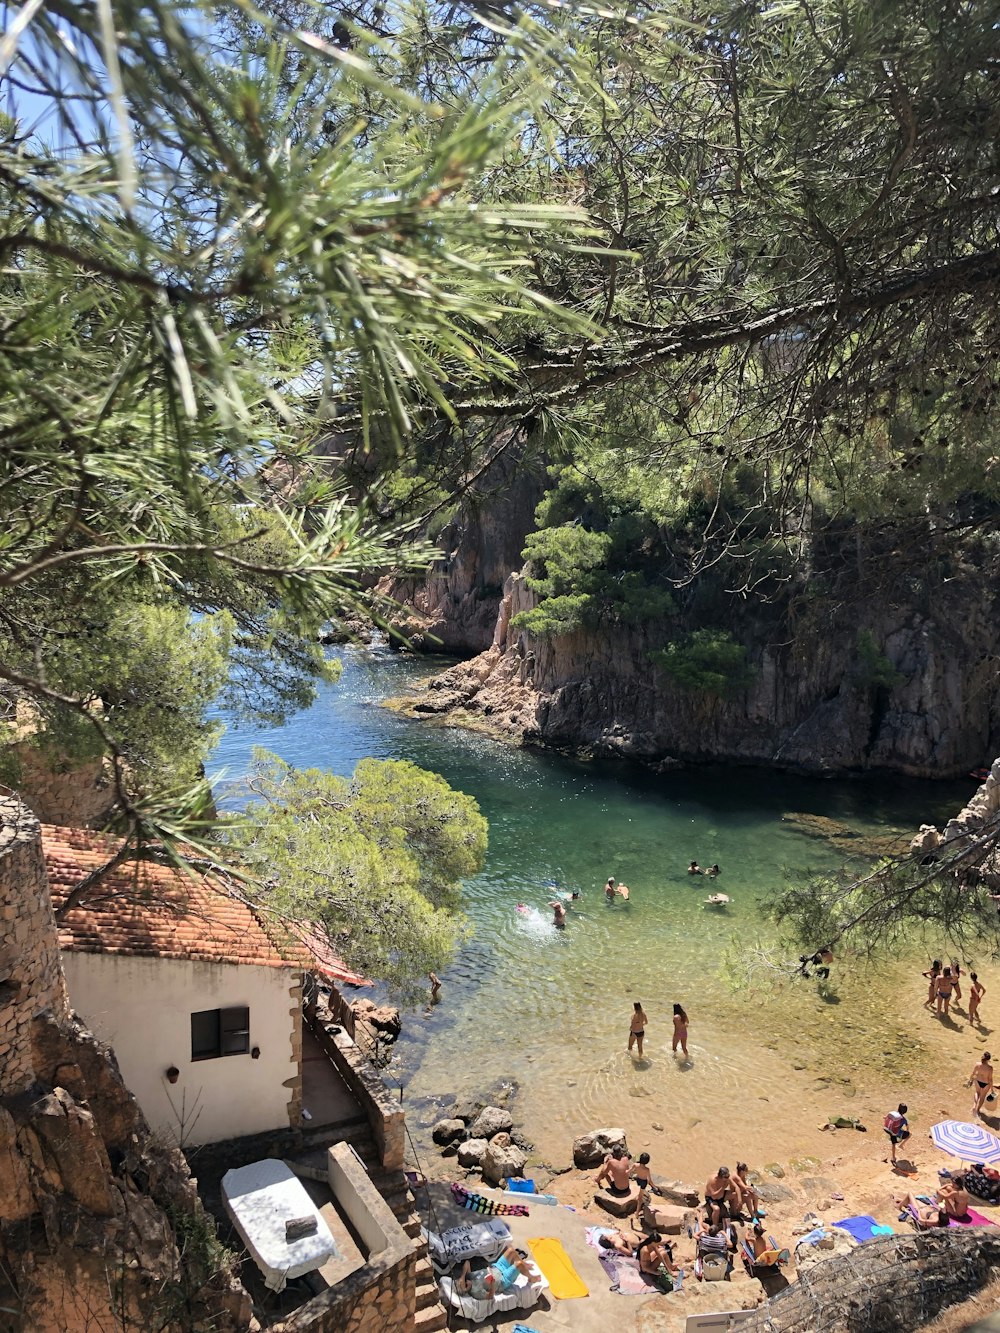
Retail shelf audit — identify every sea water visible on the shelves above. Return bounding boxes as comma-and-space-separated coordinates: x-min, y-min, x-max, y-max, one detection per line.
212, 646, 974, 1176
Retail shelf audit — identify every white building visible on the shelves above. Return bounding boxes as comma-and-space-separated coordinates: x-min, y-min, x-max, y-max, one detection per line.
44, 824, 365, 1147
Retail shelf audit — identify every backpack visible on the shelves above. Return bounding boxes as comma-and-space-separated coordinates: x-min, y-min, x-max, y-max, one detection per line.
883, 1112, 905, 1134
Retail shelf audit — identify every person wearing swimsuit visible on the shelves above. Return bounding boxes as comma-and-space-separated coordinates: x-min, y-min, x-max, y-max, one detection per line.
970, 1052, 995, 1116
951, 961, 963, 1005
704, 1166, 732, 1226
595, 1145, 634, 1196
923, 960, 941, 1008
629, 1000, 648, 1057
936, 967, 955, 1016
631, 1151, 653, 1194
672, 1003, 689, 1056
970, 973, 986, 1026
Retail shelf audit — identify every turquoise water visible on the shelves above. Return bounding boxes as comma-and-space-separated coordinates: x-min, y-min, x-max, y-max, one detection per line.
212, 645, 973, 1173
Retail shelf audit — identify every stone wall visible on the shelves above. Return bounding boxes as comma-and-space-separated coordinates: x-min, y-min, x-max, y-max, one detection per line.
307, 990, 405, 1170
0, 797, 68, 1095
8, 743, 116, 827
272, 1144, 417, 1333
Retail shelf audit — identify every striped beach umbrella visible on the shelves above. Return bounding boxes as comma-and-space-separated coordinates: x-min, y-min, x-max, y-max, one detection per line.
930, 1119, 1000, 1164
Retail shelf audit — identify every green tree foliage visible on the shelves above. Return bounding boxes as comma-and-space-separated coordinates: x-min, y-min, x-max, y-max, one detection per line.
651, 629, 756, 698
855, 631, 907, 691
227, 752, 486, 993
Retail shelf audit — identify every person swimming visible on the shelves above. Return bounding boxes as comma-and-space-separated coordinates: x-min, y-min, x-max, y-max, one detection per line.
688, 861, 702, 875
605, 876, 617, 901
705, 864, 721, 877
549, 900, 567, 927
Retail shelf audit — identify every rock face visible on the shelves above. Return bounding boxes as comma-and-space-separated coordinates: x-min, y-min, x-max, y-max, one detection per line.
350, 998, 402, 1041
594, 1186, 640, 1218
740, 1229, 1000, 1331
0, 797, 251, 1333
481, 1133, 527, 1186
380, 430, 546, 655
399, 551, 1000, 777
468, 1106, 513, 1140
572, 1127, 628, 1168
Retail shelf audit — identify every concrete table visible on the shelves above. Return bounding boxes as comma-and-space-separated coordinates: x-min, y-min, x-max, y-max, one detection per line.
222, 1158, 341, 1292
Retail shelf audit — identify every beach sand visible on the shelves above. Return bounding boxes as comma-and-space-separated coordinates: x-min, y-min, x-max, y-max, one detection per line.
411, 963, 1000, 1330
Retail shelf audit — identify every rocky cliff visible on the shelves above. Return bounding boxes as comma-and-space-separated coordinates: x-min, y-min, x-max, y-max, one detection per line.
0, 797, 252, 1333
379, 430, 546, 655
400, 556, 1000, 778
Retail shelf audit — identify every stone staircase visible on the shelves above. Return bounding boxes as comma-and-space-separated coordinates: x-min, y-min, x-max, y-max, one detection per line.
288, 1117, 448, 1333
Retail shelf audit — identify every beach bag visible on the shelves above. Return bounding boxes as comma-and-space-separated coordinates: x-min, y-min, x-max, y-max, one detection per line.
883, 1112, 905, 1135
701, 1252, 728, 1282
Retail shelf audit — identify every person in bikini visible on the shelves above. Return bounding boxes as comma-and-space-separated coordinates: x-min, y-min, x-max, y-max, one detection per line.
732, 1162, 761, 1220
595, 1144, 634, 1196
937, 1175, 971, 1219
970, 1052, 995, 1116
629, 1000, 648, 1056
951, 961, 963, 1005
970, 973, 986, 1025
895, 1194, 949, 1230
598, 1229, 637, 1256
631, 1151, 653, 1193
936, 966, 956, 1016
635, 1233, 676, 1277
672, 1003, 689, 1056
923, 960, 942, 1008
688, 861, 702, 875
704, 1166, 732, 1225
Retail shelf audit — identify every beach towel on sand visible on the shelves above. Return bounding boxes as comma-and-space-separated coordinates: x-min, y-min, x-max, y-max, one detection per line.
451, 1183, 529, 1217
527, 1238, 589, 1299
833, 1215, 894, 1243
585, 1227, 657, 1296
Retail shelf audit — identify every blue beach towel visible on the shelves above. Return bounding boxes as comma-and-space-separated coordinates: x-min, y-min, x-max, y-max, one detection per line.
832, 1215, 894, 1243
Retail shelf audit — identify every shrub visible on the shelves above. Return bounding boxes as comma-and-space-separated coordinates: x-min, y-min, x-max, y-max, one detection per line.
651, 628, 756, 697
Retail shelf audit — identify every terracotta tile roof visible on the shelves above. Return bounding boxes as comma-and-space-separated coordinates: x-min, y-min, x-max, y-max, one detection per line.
43, 824, 370, 981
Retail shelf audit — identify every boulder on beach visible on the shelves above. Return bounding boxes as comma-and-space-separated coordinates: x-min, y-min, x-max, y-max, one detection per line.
482, 1132, 527, 1186
469, 1106, 513, 1140
573, 1127, 628, 1168
594, 1185, 640, 1218
457, 1138, 489, 1168
431, 1118, 466, 1146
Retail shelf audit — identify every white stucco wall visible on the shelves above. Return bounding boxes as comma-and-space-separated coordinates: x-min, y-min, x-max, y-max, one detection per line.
61, 952, 299, 1146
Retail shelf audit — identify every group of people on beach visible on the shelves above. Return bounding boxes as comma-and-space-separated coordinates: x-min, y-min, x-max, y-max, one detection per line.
628, 999, 689, 1058
922, 958, 986, 1023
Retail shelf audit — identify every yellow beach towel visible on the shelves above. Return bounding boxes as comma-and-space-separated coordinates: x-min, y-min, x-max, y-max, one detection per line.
527, 1237, 590, 1299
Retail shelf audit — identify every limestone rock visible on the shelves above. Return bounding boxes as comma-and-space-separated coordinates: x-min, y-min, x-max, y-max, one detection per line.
350, 999, 401, 1040
469, 1106, 513, 1140
431, 1118, 466, 1146
910, 824, 942, 858
594, 1186, 640, 1218
457, 1138, 488, 1168
573, 1127, 628, 1168
482, 1133, 527, 1187
640, 1200, 694, 1235
649, 1175, 700, 1207
21, 1088, 117, 1217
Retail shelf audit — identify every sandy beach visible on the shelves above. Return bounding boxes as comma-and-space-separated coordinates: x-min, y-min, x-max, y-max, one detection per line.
410, 959, 1000, 1330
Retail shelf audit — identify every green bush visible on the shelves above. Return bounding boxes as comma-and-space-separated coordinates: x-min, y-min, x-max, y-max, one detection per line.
855, 630, 906, 689
651, 629, 757, 697
512, 593, 593, 637
522, 525, 613, 598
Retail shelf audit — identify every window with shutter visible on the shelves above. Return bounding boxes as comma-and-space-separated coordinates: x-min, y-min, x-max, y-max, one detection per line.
190, 1007, 251, 1060
191, 1009, 221, 1060
220, 1006, 251, 1056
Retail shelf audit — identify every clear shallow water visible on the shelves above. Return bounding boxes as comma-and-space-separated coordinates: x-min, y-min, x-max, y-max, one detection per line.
212, 646, 974, 1175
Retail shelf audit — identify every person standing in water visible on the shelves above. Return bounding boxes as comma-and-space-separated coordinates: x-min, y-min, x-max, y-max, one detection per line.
629, 1000, 648, 1057
688, 861, 702, 875
549, 899, 567, 928
672, 1003, 689, 1056
605, 876, 618, 902
970, 973, 986, 1025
